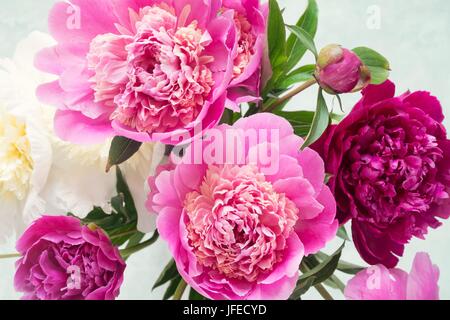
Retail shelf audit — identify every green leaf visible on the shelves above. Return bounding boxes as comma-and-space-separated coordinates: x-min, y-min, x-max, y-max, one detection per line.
268, 0, 286, 65
119, 231, 159, 258
116, 167, 138, 222
315, 252, 365, 275
77, 167, 143, 247
286, 25, 318, 59
277, 64, 315, 89
264, 0, 287, 95
289, 276, 316, 300
274, 110, 314, 124
274, 110, 314, 137
299, 243, 344, 286
301, 255, 343, 293
153, 259, 180, 290
189, 288, 207, 300
337, 260, 365, 275
352, 47, 390, 85
330, 112, 345, 123
286, 0, 319, 71
125, 232, 146, 249
337, 226, 350, 241
324, 275, 346, 293
163, 276, 182, 300
335, 94, 344, 113
107, 136, 142, 172
302, 88, 330, 149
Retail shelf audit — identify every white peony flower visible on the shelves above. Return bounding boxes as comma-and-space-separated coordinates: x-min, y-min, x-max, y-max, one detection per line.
0, 31, 165, 243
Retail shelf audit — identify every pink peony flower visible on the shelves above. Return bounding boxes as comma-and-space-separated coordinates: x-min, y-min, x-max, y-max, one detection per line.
315, 44, 370, 94
14, 216, 125, 300
222, 0, 268, 111
345, 252, 440, 300
35, 0, 247, 145
147, 113, 338, 300
313, 80, 450, 267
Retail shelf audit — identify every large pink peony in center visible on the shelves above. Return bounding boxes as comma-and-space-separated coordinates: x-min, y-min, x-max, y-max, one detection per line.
35, 0, 255, 144
147, 114, 338, 300
185, 164, 299, 283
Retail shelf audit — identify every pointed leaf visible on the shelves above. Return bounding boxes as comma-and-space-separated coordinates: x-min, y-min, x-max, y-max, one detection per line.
337, 226, 350, 241
163, 276, 182, 300
107, 136, 142, 172
268, 0, 287, 67
289, 276, 316, 300
278, 64, 315, 89
189, 288, 207, 300
352, 47, 390, 85
286, 0, 319, 71
286, 25, 318, 59
302, 88, 330, 149
153, 259, 180, 290
299, 243, 344, 285
315, 252, 365, 275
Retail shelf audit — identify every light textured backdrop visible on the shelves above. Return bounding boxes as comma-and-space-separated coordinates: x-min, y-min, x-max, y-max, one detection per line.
1, 0, 449, 300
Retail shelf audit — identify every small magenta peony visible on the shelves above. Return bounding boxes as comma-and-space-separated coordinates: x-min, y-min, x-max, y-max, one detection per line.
315, 44, 370, 94
35, 0, 252, 145
14, 216, 125, 300
313, 80, 450, 267
147, 113, 338, 300
345, 252, 440, 300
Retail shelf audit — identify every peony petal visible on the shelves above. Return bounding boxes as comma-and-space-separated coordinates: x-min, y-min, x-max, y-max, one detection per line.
406, 252, 440, 300
294, 186, 338, 256
54, 110, 114, 144
345, 265, 408, 300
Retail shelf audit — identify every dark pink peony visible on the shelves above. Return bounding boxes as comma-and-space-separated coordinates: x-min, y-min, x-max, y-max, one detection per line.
313, 80, 450, 267
35, 0, 251, 145
14, 216, 125, 300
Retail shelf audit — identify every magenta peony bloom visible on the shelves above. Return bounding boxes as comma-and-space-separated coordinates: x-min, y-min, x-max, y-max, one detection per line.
147, 113, 338, 300
313, 80, 450, 267
345, 252, 440, 300
315, 44, 370, 94
35, 0, 250, 145
14, 216, 125, 300
222, 0, 268, 111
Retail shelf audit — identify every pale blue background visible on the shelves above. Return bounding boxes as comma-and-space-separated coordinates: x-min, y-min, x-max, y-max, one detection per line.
0, 0, 449, 300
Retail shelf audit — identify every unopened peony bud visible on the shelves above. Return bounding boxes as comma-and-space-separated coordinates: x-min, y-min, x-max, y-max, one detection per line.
315, 44, 370, 94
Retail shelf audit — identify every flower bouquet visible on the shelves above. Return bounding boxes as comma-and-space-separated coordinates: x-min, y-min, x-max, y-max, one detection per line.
0, 0, 447, 300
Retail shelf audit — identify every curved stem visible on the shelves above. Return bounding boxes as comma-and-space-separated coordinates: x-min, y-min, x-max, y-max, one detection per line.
110, 229, 138, 240
120, 231, 159, 258
173, 279, 187, 300
264, 79, 317, 113
0, 253, 21, 259
314, 283, 334, 300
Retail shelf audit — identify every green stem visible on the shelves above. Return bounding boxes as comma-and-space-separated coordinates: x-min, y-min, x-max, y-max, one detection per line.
120, 231, 159, 258
264, 79, 317, 113
173, 279, 187, 300
0, 253, 21, 259
314, 283, 334, 300
110, 229, 137, 240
